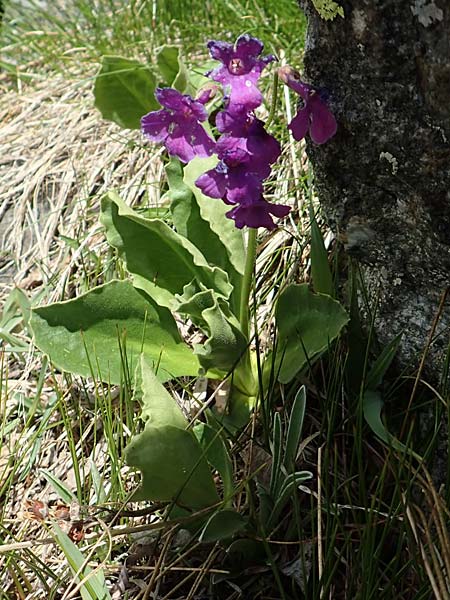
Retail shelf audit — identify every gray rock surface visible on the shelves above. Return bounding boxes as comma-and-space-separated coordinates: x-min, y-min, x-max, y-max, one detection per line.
299, 0, 450, 376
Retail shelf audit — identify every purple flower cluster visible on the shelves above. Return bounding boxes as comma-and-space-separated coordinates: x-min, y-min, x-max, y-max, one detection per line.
141, 36, 337, 229
194, 35, 289, 230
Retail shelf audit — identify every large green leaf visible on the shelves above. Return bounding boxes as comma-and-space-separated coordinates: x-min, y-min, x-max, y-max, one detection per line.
30, 280, 199, 384
101, 191, 232, 309
126, 424, 220, 507
156, 45, 188, 92
193, 422, 234, 501
184, 158, 246, 280
138, 354, 187, 427
94, 56, 158, 129
275, 284, 349, 383
167, 157, 243, 312
176, 287, 247, 372
199, 509, 247, 542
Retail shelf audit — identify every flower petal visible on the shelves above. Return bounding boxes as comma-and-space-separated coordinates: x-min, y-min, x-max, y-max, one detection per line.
226, 169, 263, 203
225, 74, 263, 113
165, 121, 215, 163
288, 106, 311, 142
246, 119, 281, 166
308, 95, 337, 144
155, 87, 185, 111
215, 109, 250, 134
188, 123, 216, 157
234, 34, 264, 59
195, 164, 228, 199
226, 197, 290, 230
216, 135, 250, 164
141, 109, 171, 142
207, 40, 234, 64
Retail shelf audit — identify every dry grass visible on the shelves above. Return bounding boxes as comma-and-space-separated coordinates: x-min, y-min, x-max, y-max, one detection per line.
0, 70, 169, 598
0, 62, 307, 597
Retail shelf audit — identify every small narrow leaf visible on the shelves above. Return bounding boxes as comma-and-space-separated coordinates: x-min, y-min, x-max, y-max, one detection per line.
94, 55, 158, 129
268, 471, 313, 527
40, 469, 77, 504
362, 391, 421, 460
270, 412, 283, 498
310, 209, 333, 296
52, 523, 111, 600
284, 386, 306, 470
365, 333, 403, 390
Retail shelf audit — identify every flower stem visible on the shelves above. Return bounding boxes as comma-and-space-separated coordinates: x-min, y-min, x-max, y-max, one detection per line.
239, 227, 258, 340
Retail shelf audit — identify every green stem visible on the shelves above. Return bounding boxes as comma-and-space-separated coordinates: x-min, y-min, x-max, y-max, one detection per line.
239, 227, 258, 340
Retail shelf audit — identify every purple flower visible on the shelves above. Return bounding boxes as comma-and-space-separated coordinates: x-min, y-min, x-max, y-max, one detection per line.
195, 161, 264, 204
278, 66, 337, 145
141, 88, 216, 163
207, 34, 275, 114
216, 115, 281, 178
226, 196, 290, 230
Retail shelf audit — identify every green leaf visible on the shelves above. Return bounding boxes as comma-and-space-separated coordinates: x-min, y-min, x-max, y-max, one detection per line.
311, 0, 344, 20
94, 55, 158, 129
90, 461, 107, 504
2, 287, 31, 326
52, 522, 111, 600
310, 209, 333, 296
40, 469, 77, 504
199, 509, 247, 542
270, 412, 283, 498
363, 390, 418, 457
176, 287, 247, 372
167, 157, 244, 313
125, 424, 220, 507
268, 471, 313, 527
225, 539, 266, 568
365, 333, 403, 390
184, 157, 246, 280
30, 280, 199, 384
186, 60, 219, 96
101, 191, 232, 309
193, 422, 234, 501
156, 45, 188, 92
139, 354, 187, 428
275, 284, 349, 383
284, 385, 306, 471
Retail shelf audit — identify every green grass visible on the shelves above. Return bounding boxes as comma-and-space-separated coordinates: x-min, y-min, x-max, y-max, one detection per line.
2, 0, 450, 598
2, 0, 305, 82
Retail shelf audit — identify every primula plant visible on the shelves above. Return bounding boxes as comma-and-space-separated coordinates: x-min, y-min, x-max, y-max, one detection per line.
30, 36, 347, 523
